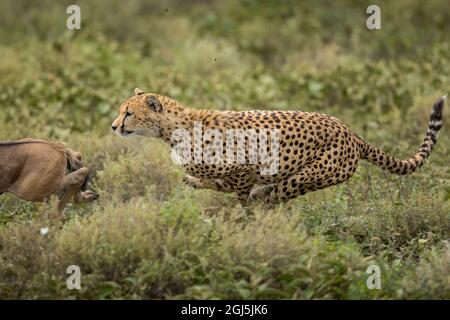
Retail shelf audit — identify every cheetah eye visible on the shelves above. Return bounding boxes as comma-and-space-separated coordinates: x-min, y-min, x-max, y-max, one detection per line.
125, 111, 133, 117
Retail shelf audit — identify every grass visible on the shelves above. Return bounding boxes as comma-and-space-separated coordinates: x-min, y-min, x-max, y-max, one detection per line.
0, 0, 449, 299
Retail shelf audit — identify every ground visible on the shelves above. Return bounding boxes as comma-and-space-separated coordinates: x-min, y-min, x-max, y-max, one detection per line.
0, 0, 449, 299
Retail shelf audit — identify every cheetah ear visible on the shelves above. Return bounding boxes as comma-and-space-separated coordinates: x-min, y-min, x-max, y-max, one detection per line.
146, 95, 164, 112
134, 88, 144, 95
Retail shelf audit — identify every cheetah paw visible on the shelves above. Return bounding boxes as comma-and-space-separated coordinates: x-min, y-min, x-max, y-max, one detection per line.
248, 185, 275, 203
183, 175, 203, 189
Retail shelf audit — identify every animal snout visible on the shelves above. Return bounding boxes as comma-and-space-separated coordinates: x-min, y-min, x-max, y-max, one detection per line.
112, 125, 117, 131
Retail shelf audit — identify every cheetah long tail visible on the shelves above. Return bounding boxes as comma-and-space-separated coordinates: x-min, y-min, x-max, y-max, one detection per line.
360, 95, 446, 175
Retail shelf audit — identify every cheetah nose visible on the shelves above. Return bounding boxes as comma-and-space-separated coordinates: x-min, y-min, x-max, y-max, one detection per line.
112, 125, 117, 131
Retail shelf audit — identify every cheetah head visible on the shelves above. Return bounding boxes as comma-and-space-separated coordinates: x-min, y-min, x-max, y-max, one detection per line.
112, 88, 165, 137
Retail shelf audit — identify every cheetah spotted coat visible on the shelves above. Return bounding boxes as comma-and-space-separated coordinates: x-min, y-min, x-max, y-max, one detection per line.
112, 89, 445, 205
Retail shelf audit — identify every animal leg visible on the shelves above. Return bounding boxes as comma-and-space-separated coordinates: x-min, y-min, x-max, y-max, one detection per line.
248, 184, 275, 203
184, 173, 255, 206
228, 173, 256, 206
73, 190, 99, 204
57, 167, 89, 216
183, 175, 234, 193
266, 147, 359, 204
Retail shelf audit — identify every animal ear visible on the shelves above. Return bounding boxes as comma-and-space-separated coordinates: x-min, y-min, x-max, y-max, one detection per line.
134, 88, 144, 95
146, 95, 164, 112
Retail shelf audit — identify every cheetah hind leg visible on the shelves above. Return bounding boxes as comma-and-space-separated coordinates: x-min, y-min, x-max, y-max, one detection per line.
265, 158, 358, 204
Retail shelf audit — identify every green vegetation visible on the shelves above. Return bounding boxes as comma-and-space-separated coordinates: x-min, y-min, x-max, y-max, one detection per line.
0, 0, 449, 299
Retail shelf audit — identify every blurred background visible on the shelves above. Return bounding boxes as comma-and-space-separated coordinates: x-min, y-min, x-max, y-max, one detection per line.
0, 0, 449, 299
0, 0, 449, 136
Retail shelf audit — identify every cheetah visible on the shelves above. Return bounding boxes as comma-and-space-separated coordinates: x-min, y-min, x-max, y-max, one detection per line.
112, 88, 445, 205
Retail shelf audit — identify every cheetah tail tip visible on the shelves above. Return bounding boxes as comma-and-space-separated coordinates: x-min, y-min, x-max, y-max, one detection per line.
436, 94, 446, 106
431, 95, 446, 120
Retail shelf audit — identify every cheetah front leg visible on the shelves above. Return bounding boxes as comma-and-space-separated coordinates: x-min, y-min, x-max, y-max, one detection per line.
184, 174, 256, 207
248, 184, 275, 203
183, 175, 235, 193
227, 173, 257, 206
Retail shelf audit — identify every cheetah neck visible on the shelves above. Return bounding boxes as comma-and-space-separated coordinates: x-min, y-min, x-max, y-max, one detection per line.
158, 106, 226, 144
